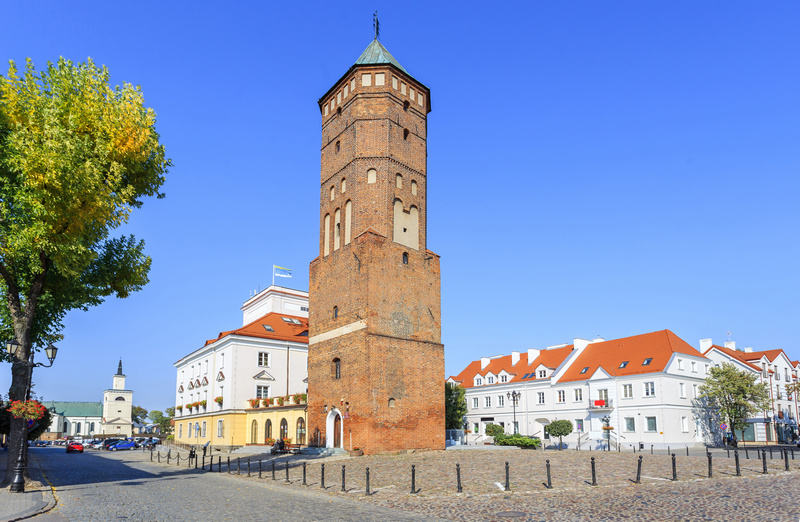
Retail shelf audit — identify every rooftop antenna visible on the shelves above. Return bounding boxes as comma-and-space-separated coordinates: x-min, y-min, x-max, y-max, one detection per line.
373, 11, 380, 40
726, 331, 732, 341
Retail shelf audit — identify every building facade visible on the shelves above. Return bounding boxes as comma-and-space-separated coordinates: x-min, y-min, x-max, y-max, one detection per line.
101, 360, 133, 437
449, 330, 715, 450
41, 402, 103, 440
173, 286, 309, 450
702, 339, 799, 443
307, 37, 445, 454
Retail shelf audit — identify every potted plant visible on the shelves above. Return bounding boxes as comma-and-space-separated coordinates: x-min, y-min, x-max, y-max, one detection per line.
214, 396, 223, 406
262, 398, 271, 407
276, 396, 284, 406
248, 398, 260, 408
200, 399, 207, 409
293, 393, 306, 404
186, 403, 193, 412
349, 447, 363, 457
176, 405, 183, 414
283, 395, 291, 406
6, 400, 46, 420
265, 438, 276, 446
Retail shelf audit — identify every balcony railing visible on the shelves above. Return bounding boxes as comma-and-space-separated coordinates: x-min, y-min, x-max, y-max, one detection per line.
588, 399, 614, 410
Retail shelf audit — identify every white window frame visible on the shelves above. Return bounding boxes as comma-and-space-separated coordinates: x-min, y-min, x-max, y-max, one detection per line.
537, 392, 545, 405
691, 361, 697, 373
256, 385, 270, 399
644, 382, 656, 397
472, 397, 479, 409
622, 384, 633, 398
625, 417, 635, 432
677, 359, 684, 370
217, 420, 224, 437
258, 352, 270, 367
484, 396, 491, 408
679, 382, 686, 398
645, 416, 657, 432
574, 388, 583, 402
557, 390, 565, 403
497, 395, 505, 407
681, 416, 689, 433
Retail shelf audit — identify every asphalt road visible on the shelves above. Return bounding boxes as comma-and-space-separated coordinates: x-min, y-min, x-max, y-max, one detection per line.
29, 447, 438, 521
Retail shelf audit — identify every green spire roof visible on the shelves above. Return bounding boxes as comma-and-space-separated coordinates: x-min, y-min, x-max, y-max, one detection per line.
355, 39, 407, 73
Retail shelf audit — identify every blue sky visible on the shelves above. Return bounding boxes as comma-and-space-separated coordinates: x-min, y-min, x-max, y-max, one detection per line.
2, 2, 798, 413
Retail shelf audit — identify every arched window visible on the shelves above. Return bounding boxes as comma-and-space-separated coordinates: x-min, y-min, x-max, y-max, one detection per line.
332, 358, 341, 379
403, 128, 410, 140
334, 208, 341, 250
341, 178, 346, 193
333, 306, 338, 319
388, 398, 396, 408
396, 174, 403, 188
335, 140, 340, 152
266, 419, 272, 440
251, 420, 258, 444
402, 252, 409, 265
296, 418, 306, 444
323, 214, 331, 256
330, 186, 335, 201
344, 200, 352, 245
63, 422, 68, 433
75, 422, 81, 434
411, 180, 418, 195
280, 418, 288, 441
90, 422, 95, 433
367, 168, 377, 184
115, 396, 126, 401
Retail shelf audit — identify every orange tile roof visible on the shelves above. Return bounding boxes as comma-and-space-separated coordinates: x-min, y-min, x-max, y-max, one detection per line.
703, 344, 762, 372
558, 330, 705, 383
203, 312, 309, 347
448, 345, 574, 389
741, 349, 784, 363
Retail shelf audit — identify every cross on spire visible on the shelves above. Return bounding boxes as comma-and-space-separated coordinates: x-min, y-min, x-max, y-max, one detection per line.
373, 11, 380, 40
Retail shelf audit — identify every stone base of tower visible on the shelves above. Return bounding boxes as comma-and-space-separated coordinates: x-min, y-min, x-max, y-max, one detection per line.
307, 330, 445, 455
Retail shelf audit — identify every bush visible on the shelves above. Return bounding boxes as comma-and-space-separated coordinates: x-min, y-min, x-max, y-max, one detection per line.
495, 434, 541, 449
485, 423, 504, 437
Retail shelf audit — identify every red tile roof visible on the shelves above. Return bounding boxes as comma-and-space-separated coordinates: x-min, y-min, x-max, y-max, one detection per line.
448, 345, 573, 389
203, 312, 309, 347
741, 349, 784, 363
703, 344, 762, 372
558, 330, 705, 383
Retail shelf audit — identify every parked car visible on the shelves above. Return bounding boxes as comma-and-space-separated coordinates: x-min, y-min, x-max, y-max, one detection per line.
66, 441, 84, 453
101, 439, 121, 450
109, 440, 137, 451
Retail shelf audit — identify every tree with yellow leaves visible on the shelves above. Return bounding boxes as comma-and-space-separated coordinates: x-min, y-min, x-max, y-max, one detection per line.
0, 57, 170, 485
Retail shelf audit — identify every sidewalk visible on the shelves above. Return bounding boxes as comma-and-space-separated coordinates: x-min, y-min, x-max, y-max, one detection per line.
0, 449, 56, 521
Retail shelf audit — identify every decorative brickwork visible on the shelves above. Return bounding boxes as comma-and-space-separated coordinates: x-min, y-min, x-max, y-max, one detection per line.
307, 42, 445, 454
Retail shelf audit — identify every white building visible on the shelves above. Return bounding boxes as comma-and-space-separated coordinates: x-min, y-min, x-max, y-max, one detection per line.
702, 340, 799, 443
172, 285, 310, 449
448, 330, 714, 450
101, 360, 133, 437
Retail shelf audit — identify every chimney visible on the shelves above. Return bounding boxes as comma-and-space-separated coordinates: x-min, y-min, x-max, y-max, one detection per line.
724, 341, 737, 351
699, 339, 713, 352
511, 351, 520, 366
574, 338, 591, 351
480, 357, 490, 370
527, 349, 540, 364
743, 346, 753, 353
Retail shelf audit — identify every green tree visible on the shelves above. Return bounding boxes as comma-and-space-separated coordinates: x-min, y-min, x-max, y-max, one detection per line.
547, 419, 574, 450
0, 58, 170, 484
485, 423, 504, 438
444, 383, 467, 430
700, 363, 770, 445
131, 406, 148, 425
150, 407, 174, 435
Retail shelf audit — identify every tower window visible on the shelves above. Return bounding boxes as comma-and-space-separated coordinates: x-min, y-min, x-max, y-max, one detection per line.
367, 168, 377, 184
403, 100, 410, 111
330, 186, 335, 201
402, 253, 409, 265
403, 128, 410, 140
411, 180, 417, 195
341, 178, 346, 193
332, 358, 341, 379
335, 140, 340, 152
375, 72, 385, 86
388, 398, 396, 408
362, 73, 372, 87
336, 107, 341, 117
396, 174, 403, 188
333, 306, 338, 319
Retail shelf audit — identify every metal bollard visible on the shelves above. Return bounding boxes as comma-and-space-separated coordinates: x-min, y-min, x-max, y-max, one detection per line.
272, 460, 276, 480
671, 453, 677, 481
195, 455, 198, 469
285, 461, 290, 483
784, 448, 790, 471
686, 446, 689, 457
303, 462, 307, 486
411, 464, 416, 494
167, 453, 170, 465
635, 455, 643, 484
150, 449, 153, 462
668, 446, 670, 456
321, 463, 325, 489
247, 458, 250, 477
762, 450, 768, 474
707, 452, 712, 478
237, 458, 240, 475
202, 455, 205, 470
545, 460, 552, 489
651, 445, 653, 455
591, 457, 597, 486
341, 465, 346, 492
227, 457, 231, 474
769, 446, 773, 459
365, 467, 370, 496
259, 459, 262, 479
218, 455, 222, 473
735, 450, 741, 476
158, 453, 161, 463
456, 464, 462, 493
745, 446, 749, 459
727, 448, 730, 458
505, 462, 510, 491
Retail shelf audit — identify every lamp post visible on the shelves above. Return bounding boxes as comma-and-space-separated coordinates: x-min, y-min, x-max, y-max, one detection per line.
507, 390, 521, 435
6, 339, 59, 493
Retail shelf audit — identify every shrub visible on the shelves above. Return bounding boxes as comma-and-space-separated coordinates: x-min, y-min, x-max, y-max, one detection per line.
495, 434, 541, 449
485, 423, 504, 438
265, 438, 276, 445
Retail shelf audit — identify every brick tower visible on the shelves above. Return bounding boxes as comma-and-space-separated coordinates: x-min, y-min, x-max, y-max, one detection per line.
307, 37, 444, 454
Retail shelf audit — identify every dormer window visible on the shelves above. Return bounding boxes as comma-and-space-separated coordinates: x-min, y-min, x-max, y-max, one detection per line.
487, 376, 494, 384
619, 361, 629, 368
476, 378, 482, 386
580, 367, 589, 374
642, 358, 652, 366
538, 370, 546, 378
500, 375, 508, 383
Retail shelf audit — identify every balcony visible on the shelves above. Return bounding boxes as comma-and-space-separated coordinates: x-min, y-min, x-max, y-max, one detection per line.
588, 399, 614, 411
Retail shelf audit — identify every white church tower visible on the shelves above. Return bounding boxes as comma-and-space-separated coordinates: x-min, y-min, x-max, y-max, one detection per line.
101, 360, 133, 437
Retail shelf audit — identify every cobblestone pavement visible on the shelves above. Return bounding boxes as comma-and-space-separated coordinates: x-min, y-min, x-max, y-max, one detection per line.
142, 446, 800, 521
32, 445, 800, 521
29, 447, 437, 521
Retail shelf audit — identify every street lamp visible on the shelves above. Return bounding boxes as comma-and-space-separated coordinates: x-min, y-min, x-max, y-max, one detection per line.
507, 390, 521, 435
7, 339, 59, 493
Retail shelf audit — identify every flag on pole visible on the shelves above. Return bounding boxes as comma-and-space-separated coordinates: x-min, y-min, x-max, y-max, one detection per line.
274, 265, 292, 278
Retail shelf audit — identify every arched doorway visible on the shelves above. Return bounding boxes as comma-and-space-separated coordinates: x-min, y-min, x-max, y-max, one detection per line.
296, 418, 306, 444
250, 420, 258, 444
325, 409, 343, 449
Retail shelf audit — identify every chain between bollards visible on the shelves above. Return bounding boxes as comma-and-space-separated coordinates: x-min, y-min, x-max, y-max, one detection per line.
411, 464, 416, 494
545, 459, 552, 489
365, 467, 370, 496
671, 453, 677, 481
635, 455, 642, 484
590, 457, 597, 486
341, 465, 346, 492
504, 461, 510, 491
456, 463, 462, 493
734, 450, 741, 476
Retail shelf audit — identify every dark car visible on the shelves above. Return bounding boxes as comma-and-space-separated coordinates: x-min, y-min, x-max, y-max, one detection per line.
66, 441, 84, 453
101, 439, 121, 450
